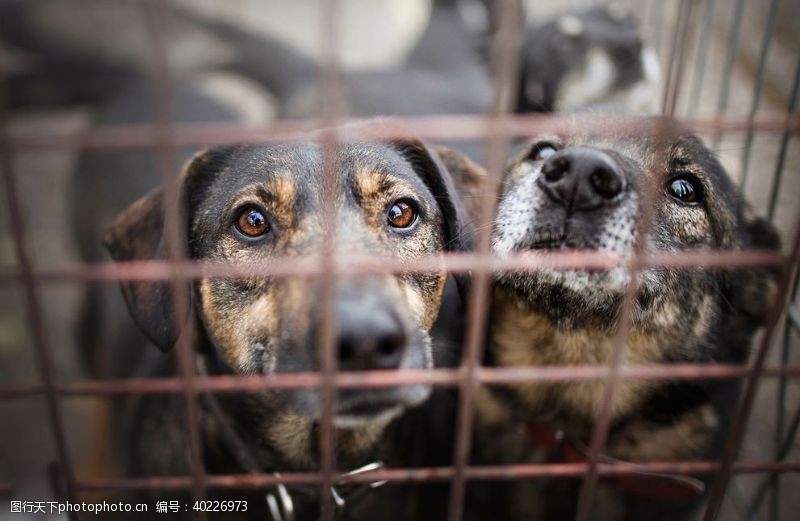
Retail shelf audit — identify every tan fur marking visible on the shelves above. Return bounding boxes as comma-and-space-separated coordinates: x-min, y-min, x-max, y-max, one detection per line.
476, 386, 515, 428
400, 273, 446, 331
264, 412, 315, 467
263, 411, 392, 468
338, 419, 393, 461
199, 279, 246, 369
490, 287, 658, 420
608, 405, 718, 461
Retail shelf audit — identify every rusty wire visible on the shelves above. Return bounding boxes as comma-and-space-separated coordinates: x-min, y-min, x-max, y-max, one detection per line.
5, 114, 799, 151
446, 1, 522, 519
57, 459, 800, 493
140, 1, 208, 513
0, 249, 785, 285
1, 84, 80, 521
316, 0, 345, 518
1, 0, 799, 519
575, 2, 700, 513
3, 364, 800, 402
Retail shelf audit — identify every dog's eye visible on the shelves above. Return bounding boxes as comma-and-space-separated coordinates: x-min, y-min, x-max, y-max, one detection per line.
666, 175, 702, 205
386, 199, 417, 229
235, 206, 270, 238
528, 142, 558, 162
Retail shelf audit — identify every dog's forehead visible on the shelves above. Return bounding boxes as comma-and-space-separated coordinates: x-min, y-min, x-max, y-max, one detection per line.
339, 142, 430, 193
200, 143, 428, 205
550, 133, 706, 173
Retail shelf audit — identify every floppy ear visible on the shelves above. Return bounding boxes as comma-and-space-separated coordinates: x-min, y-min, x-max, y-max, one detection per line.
103, 187, 185, 351
725, 208, 782, 328
102, 149, 224, 351
430, 145, 488, 229
392, 139, 475, 253
392, 140, 483, 303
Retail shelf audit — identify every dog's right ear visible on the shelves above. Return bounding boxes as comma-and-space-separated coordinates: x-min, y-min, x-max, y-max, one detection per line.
102, 149, 227, 351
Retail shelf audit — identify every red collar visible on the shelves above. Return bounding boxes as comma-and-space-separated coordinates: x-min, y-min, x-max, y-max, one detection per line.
525, 422, 705, 501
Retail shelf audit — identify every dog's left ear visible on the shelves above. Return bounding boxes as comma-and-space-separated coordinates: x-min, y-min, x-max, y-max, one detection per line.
725, 208, 782, 327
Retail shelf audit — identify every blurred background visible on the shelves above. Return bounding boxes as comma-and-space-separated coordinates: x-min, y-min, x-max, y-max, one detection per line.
0, 0, 798, 519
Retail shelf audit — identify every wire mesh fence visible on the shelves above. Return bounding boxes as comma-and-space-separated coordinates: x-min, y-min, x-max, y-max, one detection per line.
0, 0, 798, 520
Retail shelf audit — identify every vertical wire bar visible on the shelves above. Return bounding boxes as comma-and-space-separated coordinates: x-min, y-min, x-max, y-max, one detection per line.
572, 123, 678, 521
649, 0, 666, 57
445, 1, 522, 521
763, 59, 800, 515
771, 345, 800, 521
686, 0, 716, 117
662, 0, 698, 117
660, 0, 686, 115
744, 386, 800, 521
711, 0, 747, 150
747, 288, 800, 519
767, 54, 800, 221
744, 286, 800, 520
736, 0, 781, 190
0, 101, 80, 521
701, 210, 800, 521
742, 32, 800, 520
574, 2, 695, 515
140, 0, 206, 513
317, 0, 343, 519
769, 284, 800, 521
768, 318, 792, 521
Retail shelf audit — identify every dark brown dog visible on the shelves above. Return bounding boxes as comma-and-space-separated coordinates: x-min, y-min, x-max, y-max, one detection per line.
469, 122, 781, 520
103, 137, 472, 520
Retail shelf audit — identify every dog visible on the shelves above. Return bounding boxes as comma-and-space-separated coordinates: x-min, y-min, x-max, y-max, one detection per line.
97, 129, 474, 519
516, 6, 661, 115
465, 122, 781, 520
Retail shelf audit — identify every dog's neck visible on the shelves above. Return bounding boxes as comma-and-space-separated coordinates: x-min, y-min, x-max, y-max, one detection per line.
484, 286, 661, 428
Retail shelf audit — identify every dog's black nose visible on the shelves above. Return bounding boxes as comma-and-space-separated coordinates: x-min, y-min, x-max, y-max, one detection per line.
539, 147, 625, 211
337, 304, 406, 371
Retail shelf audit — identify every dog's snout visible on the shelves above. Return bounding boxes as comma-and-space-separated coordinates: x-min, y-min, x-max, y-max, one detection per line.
337, 302, 406, 371
539, 148, 625, 211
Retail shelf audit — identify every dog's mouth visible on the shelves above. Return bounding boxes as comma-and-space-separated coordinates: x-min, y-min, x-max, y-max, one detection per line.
337, 398, 401, 418
333, 389, 415, 427
526, 231, 568, 250
518, 224, 578, 251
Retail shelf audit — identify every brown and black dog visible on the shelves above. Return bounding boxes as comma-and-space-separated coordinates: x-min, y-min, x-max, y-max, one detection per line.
465, 122, 781, 520
101, 135, 473, 520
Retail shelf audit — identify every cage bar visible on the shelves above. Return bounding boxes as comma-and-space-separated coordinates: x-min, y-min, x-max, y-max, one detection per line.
0, 0, 797, 519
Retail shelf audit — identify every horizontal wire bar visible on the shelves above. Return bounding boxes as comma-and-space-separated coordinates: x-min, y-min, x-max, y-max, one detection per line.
72, 459, 800, 492
2, 364, 800, 400
5, 115, 800, 151
0, 250, 784, 285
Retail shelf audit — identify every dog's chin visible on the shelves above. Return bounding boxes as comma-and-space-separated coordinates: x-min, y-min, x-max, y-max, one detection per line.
333, 385, 431, 428
494, 233, 634, 326
284, 385, 432, 429
333, 404, 404, 429
496, 234, 632, 297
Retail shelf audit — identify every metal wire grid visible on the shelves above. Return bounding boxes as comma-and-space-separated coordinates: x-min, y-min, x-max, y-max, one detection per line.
0, 0, 799, 520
